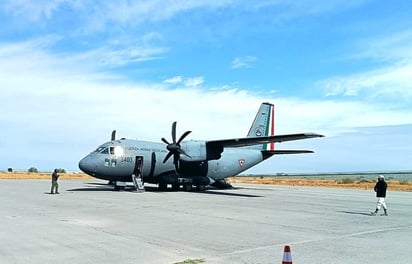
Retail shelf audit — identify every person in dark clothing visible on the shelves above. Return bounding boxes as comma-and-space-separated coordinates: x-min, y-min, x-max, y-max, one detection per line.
50, 169, 60, 194
371, 175, 388, 216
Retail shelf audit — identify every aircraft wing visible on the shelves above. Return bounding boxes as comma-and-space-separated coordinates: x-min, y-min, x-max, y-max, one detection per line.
206, 133, 324, 148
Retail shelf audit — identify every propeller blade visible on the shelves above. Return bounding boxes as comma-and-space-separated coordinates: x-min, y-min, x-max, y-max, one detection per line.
177, 130, 192, 144
173, 153, 180, 170
171, 121, 177, 143
178, 148, 192, 159
161, 137, 170, 145
163, 151, 173, 163
111, 130, 116, 141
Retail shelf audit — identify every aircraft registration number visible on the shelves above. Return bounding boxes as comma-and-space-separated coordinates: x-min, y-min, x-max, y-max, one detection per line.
121, 156, 133, 163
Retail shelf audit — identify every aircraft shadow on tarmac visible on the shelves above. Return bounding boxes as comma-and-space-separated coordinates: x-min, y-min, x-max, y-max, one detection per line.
67, 184, 152, 192
67, 187, 117, 192
338, 210, 372, 216
66, 183, 262, 197
66, 182, 126, 192
199, 190, 262, 198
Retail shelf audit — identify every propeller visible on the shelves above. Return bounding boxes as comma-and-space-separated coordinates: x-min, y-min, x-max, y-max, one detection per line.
111, 130, 116, 141
162, 121, 192, 171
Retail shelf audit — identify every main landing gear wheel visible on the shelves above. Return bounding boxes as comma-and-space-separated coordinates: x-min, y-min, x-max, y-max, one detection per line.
114, 185, 125, 191
183, 184, 193, 192
172, 183, 180, 191
158, 181, 167, 191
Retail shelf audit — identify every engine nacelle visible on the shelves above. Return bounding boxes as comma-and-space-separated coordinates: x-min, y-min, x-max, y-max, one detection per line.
180, 140, 223, 161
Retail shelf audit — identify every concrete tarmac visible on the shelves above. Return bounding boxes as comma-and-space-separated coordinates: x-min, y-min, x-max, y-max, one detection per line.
1, 179, 411, 264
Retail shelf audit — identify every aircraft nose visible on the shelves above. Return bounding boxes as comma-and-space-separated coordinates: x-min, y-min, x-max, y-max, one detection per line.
78, 155, 96, 176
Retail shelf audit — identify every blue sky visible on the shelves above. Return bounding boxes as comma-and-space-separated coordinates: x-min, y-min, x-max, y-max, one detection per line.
1, 0, 412, 173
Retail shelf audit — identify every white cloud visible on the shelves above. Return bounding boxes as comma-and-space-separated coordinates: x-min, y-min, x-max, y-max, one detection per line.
163, 76, 183, 84
2, 0, 234, 30
163, 76, 205, 87
100, 1, 231, 23
184, 76, 204, 87
355, 29, 412, 62
2, 1, 368, 36
231, 56, 257, 69
320, 30, 412, 103
80, 46, 167, 67
321, 63, 412, 99
3, 0, 72, 22
0, 35, 167, 77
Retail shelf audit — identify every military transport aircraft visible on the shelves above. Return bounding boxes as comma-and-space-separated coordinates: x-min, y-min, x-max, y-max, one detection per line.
78, 102, 323, 191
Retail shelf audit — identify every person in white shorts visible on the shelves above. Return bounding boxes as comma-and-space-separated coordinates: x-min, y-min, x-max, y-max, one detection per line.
371, 175, 388, 216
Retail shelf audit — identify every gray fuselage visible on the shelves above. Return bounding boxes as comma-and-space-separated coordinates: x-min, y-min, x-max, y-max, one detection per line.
79, 138, 264, 183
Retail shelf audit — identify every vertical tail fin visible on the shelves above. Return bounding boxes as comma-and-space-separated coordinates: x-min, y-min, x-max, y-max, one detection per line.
247, 102, 275, 150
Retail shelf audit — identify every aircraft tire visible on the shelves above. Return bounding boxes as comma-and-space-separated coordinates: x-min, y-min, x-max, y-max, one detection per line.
211, 179, 233, 189
172, 183, 180, 191
114, 185, 125, 191
158, 181, 167, 191
183, 184, 192, 192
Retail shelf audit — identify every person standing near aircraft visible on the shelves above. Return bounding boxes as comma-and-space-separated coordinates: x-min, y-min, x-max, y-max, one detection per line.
50, 168, 60, 194
371, 175, 388, 216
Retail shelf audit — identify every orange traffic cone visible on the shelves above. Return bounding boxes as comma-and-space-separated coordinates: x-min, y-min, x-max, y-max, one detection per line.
282, 245, 292, 264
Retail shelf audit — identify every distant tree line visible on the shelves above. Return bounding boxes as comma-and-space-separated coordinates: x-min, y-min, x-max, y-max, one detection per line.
28, 167, 38, 173
5, 167, 66, 173
28, 167, 66, 173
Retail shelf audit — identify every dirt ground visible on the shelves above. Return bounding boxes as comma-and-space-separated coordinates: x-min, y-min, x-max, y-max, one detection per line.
0, 172, 94, 180
1, 172, 411, 192
228, 176, 412, 192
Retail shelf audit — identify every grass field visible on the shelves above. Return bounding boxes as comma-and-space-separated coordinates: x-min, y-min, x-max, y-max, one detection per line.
1, 172, 411, 191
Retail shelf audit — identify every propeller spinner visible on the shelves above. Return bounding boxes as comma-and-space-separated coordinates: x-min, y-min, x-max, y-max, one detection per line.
162, 121, 192, 171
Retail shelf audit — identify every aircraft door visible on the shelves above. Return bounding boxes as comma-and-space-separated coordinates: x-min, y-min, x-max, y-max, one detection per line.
132, 156, 145, 191
134, 156, 144, 182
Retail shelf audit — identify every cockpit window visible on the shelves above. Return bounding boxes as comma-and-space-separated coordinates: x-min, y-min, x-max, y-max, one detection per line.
101, 148, 109, 154
95, 147, 109, 154
94, 146, 123, 156
95, 146, 104, 153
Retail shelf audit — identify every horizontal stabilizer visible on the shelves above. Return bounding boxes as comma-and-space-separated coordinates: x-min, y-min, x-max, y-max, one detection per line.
263, 150, 314, 154
262, 149, 314, 160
